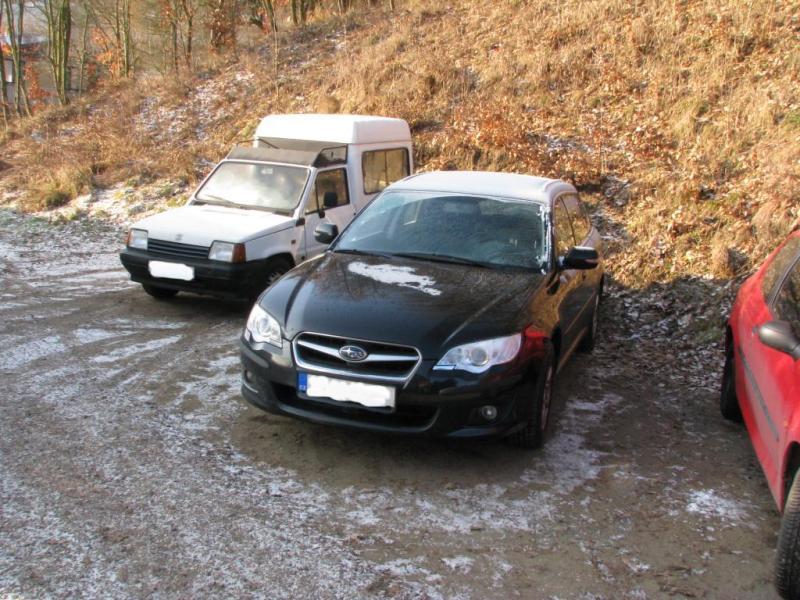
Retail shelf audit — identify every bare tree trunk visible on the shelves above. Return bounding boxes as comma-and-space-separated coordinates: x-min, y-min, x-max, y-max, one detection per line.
42, 0, 72, 105
77, 8, 88, 94
0, 0, 10, 128
2, 0, 32, 116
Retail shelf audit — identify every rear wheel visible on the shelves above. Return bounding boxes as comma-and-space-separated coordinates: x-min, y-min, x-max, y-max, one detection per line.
507, 351, 555, 449
720, 342, 742, 422
142, 284, 178, 300
776, 473, 800, 599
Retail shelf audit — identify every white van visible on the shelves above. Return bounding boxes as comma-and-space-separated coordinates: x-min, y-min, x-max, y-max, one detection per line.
120, 114, 413, 299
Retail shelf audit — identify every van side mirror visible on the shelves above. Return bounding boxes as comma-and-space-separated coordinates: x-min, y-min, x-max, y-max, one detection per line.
560, 246, 599, 270
757, 320, 800, 360
323, 191, 338, 209
314, 222, 339, 245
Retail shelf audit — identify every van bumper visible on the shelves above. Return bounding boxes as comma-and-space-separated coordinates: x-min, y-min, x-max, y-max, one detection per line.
120, 248, 269, 299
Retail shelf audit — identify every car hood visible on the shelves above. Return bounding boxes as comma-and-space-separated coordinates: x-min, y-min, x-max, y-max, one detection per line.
132, 204, 294, 246
263, 252, 545, 357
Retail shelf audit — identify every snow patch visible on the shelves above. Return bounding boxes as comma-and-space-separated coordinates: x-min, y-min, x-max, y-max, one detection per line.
348, 261, 442, 296
686, 489, 748, 522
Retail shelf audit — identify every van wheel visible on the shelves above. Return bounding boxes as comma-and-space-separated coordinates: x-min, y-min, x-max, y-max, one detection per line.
720, 343, 742, 422
776, 472, 800, 599
507, 351, 555, 449
265, 258, 292, 287
142, 284, 178, 300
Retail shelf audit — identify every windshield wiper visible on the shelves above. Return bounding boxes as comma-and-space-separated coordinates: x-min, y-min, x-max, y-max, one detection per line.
334, 248, 395, 258
391, 252, 493, 268
194, 195, 241, 209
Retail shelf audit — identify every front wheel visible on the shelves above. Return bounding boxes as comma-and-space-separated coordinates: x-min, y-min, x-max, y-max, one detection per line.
142, 284, 178, 300
507, 352, 555, 449
720, 342, 742, 422
776, 473, 800, 599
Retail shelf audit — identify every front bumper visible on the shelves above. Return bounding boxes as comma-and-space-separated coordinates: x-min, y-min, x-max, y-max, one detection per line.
239, 336, 542, 438
120, 248, 268, 299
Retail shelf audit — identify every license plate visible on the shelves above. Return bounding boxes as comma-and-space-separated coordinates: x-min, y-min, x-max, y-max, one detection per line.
149, 261, 194, 281
298, 373, 395, 408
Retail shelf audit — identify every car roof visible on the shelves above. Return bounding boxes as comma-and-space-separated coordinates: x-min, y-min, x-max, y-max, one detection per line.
388, 171, 575, 204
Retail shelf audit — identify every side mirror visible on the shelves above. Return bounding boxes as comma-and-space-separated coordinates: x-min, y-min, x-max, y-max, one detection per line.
757, 320, 800, 360
314, 222, 339, 245
560, 246, 599, 270
323, 191, 338, 209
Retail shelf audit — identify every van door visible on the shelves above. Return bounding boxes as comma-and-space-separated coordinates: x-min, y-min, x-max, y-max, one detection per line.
303, 168, 355, 258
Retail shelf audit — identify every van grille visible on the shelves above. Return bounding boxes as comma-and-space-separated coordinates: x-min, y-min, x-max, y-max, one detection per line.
148, 238, 210, 260
293, 332, 420, 384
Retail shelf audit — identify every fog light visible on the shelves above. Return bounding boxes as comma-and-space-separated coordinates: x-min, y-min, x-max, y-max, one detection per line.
480, 405, 498, 421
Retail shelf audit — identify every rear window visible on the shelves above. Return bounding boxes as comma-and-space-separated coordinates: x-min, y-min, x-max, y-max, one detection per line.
762, 237, 800, 299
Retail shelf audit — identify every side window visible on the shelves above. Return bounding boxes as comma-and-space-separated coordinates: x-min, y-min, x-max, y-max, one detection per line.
762, 237, 800, 299
554, 199, 576, 258
774, 258, 800, 338
307, 169, 349, 214
362, 148, 410, 194
562, 194, 591, 242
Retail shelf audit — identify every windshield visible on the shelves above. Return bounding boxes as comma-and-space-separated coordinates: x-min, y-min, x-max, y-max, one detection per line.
194, 161, 309, 213
335, 191, 548, 270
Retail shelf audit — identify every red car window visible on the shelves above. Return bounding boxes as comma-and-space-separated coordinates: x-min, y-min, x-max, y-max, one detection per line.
774, 257, 800, 338
762, 237, 800, 299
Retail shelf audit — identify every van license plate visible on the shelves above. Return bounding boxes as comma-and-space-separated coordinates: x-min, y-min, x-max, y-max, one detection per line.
149, 261, 194, 281
298, 373, 395, 408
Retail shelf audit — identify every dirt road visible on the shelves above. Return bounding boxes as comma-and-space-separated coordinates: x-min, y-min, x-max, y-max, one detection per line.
0, 210, 779, 598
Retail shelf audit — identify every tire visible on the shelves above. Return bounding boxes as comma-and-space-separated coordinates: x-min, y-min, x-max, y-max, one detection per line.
265, 258, 292, 287
507, 351, 556, 449
578, 290, 601, 353
720, 342, 743, 422
776, 473, 800, 599
142, 284, 178, 300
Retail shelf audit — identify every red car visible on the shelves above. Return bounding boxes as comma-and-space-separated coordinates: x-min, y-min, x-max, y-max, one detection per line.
722, 230, 800, 598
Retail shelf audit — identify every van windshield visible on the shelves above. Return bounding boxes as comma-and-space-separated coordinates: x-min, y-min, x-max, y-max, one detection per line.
194, 161, 309, 214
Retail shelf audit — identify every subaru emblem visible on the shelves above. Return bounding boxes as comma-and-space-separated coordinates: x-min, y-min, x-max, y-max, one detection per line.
339, 345, 368, 362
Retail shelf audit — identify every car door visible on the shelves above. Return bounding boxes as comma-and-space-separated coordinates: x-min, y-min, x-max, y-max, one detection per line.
739, 242, 800, 481
303, 168, 355, 258
550, 197, 583, 361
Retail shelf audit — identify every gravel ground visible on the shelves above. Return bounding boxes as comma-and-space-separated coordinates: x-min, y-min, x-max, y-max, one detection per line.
0, 209, 781, 599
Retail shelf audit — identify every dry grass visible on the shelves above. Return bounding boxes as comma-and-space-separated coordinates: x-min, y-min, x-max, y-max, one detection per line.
1, 0, 798, 286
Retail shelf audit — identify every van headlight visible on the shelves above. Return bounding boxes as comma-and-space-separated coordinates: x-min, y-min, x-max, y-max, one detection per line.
209, 241, 246, 263
434, 334, 521, 373
246, 304, 282, 348
127, 229, 148, 250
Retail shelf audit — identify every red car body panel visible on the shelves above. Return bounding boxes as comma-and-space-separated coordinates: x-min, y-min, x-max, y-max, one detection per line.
728, 231, 800, 512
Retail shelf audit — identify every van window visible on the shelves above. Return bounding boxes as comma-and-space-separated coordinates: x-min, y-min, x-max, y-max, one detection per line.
362, 148, 410, 194
307, 169, 350, 214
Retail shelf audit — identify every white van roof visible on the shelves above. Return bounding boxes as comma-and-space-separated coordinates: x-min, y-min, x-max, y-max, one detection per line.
255, 114, 411, 145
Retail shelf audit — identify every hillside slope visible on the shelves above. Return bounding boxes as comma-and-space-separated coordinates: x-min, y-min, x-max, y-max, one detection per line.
0, 0, 798, 288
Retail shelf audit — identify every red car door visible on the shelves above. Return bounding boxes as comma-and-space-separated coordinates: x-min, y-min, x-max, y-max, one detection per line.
738, 240, 800, 501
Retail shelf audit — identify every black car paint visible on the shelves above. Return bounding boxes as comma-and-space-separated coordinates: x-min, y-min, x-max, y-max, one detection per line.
239, 204, 603, 438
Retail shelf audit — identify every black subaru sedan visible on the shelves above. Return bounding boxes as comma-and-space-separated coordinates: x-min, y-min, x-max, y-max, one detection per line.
239, 171, 603, 448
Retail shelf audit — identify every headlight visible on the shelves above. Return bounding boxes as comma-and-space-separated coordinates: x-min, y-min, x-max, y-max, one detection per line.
246, 304, 282, 348
209, 241, 246, 263
127, 229, 148, 250
434, 334, 522, 374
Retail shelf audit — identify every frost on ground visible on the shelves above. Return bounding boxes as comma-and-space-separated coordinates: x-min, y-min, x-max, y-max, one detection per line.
0, 209, 782, 598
